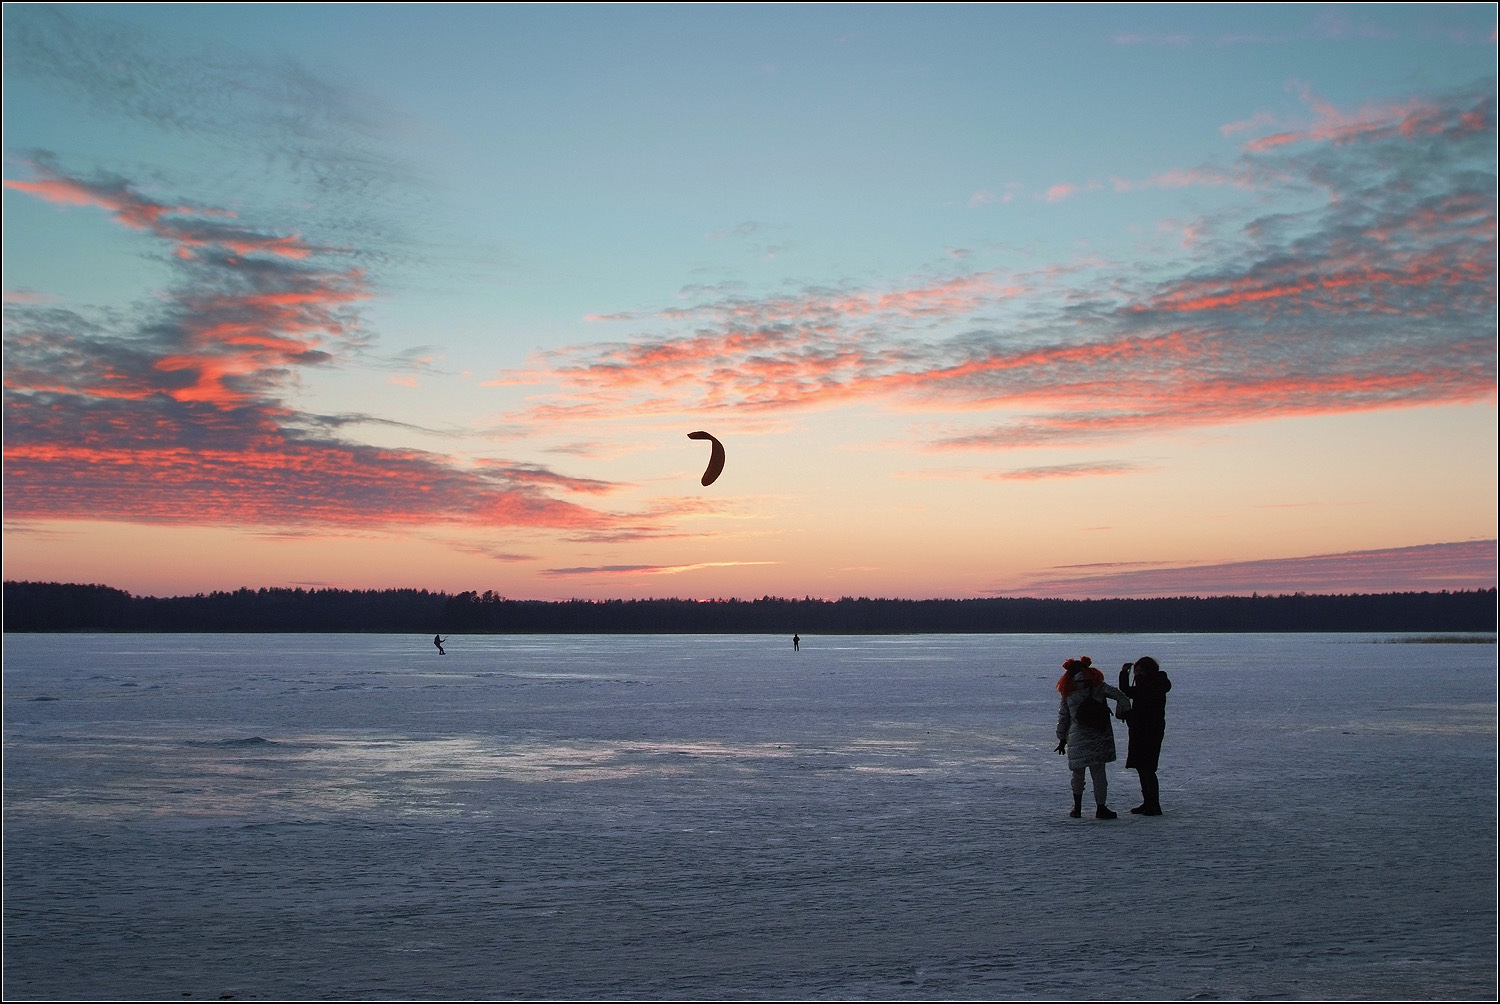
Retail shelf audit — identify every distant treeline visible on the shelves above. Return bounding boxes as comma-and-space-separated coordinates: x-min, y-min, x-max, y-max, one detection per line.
3, 581, 1496, 634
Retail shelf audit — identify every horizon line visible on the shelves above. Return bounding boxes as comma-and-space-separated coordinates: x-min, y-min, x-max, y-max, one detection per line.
4, 578, 1496, 605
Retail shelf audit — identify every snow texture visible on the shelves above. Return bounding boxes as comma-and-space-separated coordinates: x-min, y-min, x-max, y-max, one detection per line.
2, 632, 1495, 1000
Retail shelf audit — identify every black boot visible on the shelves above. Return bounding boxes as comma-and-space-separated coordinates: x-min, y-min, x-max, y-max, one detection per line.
1095, 804, 1118, 820
1069, 792, 1082, 818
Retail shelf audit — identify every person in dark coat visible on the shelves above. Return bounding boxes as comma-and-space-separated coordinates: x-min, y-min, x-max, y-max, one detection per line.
1055, 657, 1131, 819
1117, 656, 1171, 815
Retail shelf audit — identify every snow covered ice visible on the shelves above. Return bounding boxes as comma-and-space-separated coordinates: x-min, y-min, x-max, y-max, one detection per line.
3, 632, 1495, 999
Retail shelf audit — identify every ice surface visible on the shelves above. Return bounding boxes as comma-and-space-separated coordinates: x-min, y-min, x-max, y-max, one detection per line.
2, 632, 1496, 1000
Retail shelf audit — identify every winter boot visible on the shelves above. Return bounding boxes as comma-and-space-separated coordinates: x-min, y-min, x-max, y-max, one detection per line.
1069, 793, 1082, 818
1134, 772, 1162, 815
1095, 804, 1118, 820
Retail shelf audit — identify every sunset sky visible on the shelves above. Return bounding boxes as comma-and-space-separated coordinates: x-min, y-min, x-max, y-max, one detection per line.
3, 4, 1496, 600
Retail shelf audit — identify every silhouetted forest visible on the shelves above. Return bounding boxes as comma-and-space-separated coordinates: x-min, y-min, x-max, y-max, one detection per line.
3, 580, 1495, 634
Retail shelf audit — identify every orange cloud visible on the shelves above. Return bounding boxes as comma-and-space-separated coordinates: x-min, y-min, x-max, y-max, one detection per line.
3, 161, 634, 535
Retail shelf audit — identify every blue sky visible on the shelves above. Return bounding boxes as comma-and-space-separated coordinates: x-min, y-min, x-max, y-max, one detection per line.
3, 4, 1496, 598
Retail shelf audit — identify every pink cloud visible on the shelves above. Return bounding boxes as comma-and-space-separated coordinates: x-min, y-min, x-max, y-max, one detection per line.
1238, 84, 1492, 153
4, 163, 319, 260
472, 460, 622, 495
4, 161, 639, 535
2, 289, 58, 305
541, 560, 778, 578
571, 272, 1018, 336
494, 84, 1493, 457
994, 540, 1498, 598
1041, 180, 1105, 203
491, 272, 1028, 415
506, 168, 1493, 441
1139, 165, 1255, 190
984, 462, 1143, 481
1220, 110, 1279, 137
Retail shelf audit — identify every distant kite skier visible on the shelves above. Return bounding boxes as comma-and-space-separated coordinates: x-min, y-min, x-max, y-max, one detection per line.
793, 634, 800, 652
434, 634, 447, 656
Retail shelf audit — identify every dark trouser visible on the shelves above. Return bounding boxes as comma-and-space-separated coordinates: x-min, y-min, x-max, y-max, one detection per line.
1070, 764, 1107, 805
1127, 721, 1164, 808
1137, 769, 1160, 809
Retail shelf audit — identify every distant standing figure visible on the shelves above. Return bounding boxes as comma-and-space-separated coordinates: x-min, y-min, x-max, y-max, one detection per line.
1118, 656, 1171, 815
1055, 656, 1131, 819
793, 634, 800, 652
434, 634, 446, 656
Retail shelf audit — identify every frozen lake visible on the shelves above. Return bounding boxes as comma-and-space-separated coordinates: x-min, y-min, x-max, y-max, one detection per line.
2, 632, 1495, 1000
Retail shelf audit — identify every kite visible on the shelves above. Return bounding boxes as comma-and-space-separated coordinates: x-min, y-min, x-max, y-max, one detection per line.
687, 431, 725, 486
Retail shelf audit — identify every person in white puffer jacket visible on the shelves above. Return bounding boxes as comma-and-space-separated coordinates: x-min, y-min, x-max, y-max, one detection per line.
1054, 656, 1131, 819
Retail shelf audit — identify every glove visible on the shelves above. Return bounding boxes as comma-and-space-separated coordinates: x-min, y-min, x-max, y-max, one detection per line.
1054, 741, 1066, 754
